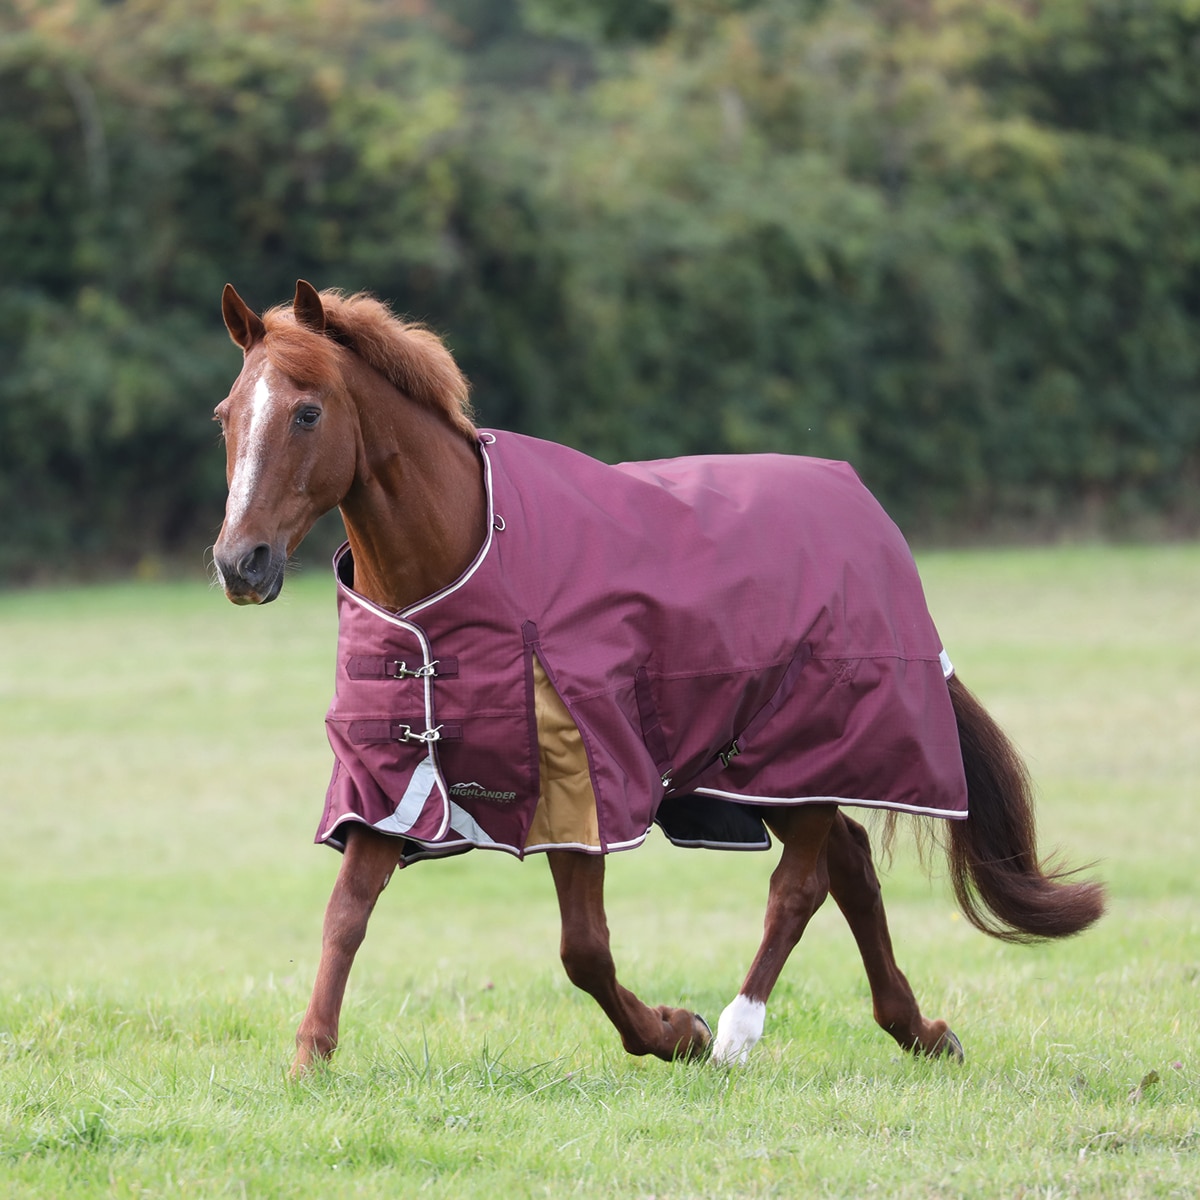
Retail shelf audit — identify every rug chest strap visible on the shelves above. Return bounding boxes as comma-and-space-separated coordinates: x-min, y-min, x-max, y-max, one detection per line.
346, 719, 464, 744
346, 655, 459, 681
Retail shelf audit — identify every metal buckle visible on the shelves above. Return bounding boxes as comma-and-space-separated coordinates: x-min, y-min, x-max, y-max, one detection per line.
389, 660, 438, 680
718, 739, 742, 768
396, 724, 443, 744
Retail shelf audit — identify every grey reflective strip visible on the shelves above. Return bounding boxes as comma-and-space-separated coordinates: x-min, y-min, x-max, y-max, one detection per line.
373, 752, 440, 836
447, 801, 498, 846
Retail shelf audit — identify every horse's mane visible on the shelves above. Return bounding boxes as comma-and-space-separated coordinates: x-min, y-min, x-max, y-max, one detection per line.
260, 290, 475, 440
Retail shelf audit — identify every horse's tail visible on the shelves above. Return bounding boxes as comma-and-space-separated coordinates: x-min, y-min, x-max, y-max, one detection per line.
945, 674, 1106, 943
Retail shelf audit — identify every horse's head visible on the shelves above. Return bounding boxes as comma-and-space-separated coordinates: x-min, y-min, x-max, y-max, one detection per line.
213, 281, 357, 604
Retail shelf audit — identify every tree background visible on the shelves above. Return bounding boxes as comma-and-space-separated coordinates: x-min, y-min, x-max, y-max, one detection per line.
2, 0, 1197, 580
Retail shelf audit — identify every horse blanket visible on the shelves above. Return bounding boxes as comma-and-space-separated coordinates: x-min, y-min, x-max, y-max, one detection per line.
316, 431, 968, 864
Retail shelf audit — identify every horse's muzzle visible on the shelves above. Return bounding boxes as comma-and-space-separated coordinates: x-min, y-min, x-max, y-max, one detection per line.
214, 540, 286, 605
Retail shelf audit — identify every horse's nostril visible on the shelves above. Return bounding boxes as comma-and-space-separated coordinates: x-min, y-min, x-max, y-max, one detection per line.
238, 543, 273, 586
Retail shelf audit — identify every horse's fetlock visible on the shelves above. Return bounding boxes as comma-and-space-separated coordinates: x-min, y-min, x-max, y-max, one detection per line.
559, 941, 614, 993
619, 1030, 653, 1057
296, 1027, 337, 1062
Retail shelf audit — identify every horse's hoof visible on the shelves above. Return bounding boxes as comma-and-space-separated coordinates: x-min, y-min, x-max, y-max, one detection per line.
673, 1011, 712, 1060
937, 1028, 965, 1062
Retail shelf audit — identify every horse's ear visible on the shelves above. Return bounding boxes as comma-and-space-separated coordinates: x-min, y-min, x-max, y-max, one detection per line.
293, 280, 326, 334
222, 284, 265, 351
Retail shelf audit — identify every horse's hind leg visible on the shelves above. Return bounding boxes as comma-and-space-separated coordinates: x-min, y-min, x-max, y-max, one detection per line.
291, 825, 405, 1077
826, 814, 963, 1060
711, 805, 837, 1065
548, 850, 712, 1061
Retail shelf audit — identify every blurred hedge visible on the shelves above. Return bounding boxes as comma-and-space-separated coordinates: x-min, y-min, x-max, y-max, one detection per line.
2, 0, 1197, 580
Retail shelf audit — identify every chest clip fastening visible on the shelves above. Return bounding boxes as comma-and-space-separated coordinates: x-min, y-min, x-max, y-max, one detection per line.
389, 660, 439, 680
396, 724, 443, 744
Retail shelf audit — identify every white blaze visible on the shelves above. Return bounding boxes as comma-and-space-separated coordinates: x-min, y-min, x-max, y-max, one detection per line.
711, 994, 766, 1066
224, 366, 280, 532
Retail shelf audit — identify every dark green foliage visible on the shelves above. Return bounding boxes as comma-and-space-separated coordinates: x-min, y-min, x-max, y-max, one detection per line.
2, 0, 1197, 580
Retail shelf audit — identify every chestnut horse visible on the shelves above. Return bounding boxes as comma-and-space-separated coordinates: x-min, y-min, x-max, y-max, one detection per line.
212, 281, 1105, 1077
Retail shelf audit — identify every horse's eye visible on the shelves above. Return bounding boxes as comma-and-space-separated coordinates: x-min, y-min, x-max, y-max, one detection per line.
296, 407, 322, 429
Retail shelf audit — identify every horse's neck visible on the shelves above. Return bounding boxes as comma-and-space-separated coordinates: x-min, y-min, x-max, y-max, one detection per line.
338, 370, 486, 611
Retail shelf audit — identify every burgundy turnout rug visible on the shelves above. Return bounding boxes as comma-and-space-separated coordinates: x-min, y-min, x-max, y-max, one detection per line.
315, 432, 967, 865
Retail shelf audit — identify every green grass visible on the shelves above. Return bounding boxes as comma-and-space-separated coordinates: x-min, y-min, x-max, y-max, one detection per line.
1, 545, 1198, 1197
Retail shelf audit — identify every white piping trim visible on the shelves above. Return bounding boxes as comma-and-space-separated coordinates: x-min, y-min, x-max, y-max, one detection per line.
409, 829, 655, 858
520, 839, 604, 854
401, 436, 498, 619
598, 832, 653, 853
657, 835, 772, 852
694, 787, 968, 821
331, 435, 497, 628
319, 813, 368, 847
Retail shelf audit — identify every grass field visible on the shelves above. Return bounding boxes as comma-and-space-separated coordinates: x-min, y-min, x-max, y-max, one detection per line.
1, 544, 1197, 1197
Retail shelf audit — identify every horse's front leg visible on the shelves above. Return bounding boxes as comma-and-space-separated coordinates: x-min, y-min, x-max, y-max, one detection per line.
291, 826, 405, 1078
711, 804, 837, 1065
547, 850, 712, 1061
